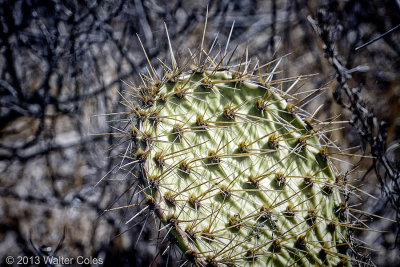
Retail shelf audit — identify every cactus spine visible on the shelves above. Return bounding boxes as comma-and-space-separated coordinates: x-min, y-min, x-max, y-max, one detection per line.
110, 27, 352, 267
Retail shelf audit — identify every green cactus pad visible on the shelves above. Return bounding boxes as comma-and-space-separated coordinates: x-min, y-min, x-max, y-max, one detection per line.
123, 57, 350, 266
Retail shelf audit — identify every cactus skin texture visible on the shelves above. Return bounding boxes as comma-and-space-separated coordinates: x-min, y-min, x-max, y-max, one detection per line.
118, 36, 351, 266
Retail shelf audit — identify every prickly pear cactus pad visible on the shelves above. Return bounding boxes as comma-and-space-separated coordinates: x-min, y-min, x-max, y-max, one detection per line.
109, 34, 351, 266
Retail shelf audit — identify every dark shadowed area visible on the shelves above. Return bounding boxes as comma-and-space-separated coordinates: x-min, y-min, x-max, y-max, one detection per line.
0, 0, 399, 266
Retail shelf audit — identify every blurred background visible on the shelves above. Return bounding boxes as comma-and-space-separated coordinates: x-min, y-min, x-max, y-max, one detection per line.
0, 0, 399, 266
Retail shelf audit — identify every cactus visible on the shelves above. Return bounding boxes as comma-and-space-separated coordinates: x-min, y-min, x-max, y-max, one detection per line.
108, 26, 353, 266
